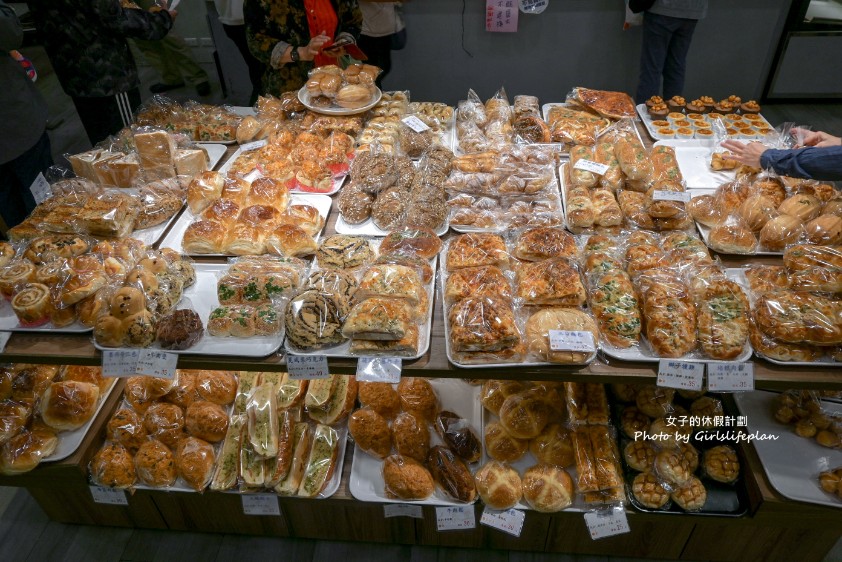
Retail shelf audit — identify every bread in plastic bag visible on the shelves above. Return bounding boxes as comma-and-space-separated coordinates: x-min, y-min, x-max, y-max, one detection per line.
89, 442, 135, 487
349, 407, 391, 459
392, 411, 430, 462
426, 445, 476, 503
134, 439, 177, 488
175, 435, 215, 491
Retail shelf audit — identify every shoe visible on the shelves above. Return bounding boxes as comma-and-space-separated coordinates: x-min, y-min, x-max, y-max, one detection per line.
196, 81, 211, 96
150, 82, 184, 93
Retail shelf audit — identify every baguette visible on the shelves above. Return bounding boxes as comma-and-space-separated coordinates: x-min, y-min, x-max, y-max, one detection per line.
297, 424, 339, 498
275, 423, 313, 495
304, 376, 338, 410
210, 414, 244, 491
247, 382, 279, 457
308, 375, 358, 426
265, 409, 295, 487
277, 373, 308, 409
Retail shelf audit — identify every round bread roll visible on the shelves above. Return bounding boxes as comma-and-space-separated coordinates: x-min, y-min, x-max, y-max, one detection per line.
94, 314, 127, 348
175, 436, 215, 491
816, 430, 841, 448
392, 412, 430, 463
611, 383, 638, 403
382, 454, 434, 500
143, 402, 185, 449
89, 442, 135, 488
110, 286, 147, 320
124, 376, 155, 413
358, 381, 401, 419
823, 198, 842, 218
335, 84, 373, 109
654, 449, 692, 487
671, 476, 707, 511
40, 381, 100, 431
185, 401, 229, 443
107, 407, 147, 450
529, 423, 574, 467
349, 408, 392, 459
703, 445, 739, 483
195, 370, 237, 406
397, 378, 438, 421
678, 442, 700, 473
475, 460, 523, 510
690, 396, 723, 427
636, 386, 674, 418
650, 417, 691, 448
0, 424, 57, 475
524, 308, 598, 364
708, 223, 757, 254
163, 371, 201, 410
0, 401, 31, 445
134, 440, 177, 487
498, 390, 552, 440
521, 464, 574, 512
480, 380, 528, 416
624, 440, 656, 472
484, 421, 528, 463
804, 214, 842, 245
738, 195, 777, 231
759, 214, 804, 251
143, 376, 175, 400
620, 406, 651, 439
753, 177, 787, 207
632, 471, 670, 509
778, 194, 822, 222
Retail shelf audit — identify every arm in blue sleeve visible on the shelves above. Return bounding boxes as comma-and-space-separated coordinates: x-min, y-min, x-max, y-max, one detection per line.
760, 146, 842, 181
91, 0, 172, 41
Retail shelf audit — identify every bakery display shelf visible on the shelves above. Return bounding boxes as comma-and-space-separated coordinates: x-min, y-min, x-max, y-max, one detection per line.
349, 379, 481, 506
158, 193, 333, 257
734, 391, 842, 510
635, 104, 774, 142
653, 139, 736, 189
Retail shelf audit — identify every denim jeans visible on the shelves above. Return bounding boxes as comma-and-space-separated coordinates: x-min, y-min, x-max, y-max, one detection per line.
635, 12, 699, 104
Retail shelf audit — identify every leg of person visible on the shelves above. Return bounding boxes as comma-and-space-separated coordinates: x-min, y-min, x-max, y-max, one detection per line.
356, 34, 392, 89
158, 34, 211, 94
72, 89, 141, 146
133, 38, 186, 92
662, 18, 699, 102
223, 23, 264, 105
635, 12, 678, 104
0, 130, 51, 230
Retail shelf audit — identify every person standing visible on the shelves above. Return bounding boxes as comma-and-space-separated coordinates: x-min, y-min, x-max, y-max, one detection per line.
244, 0, 362, 96
27, 1, 174, 146
213, 0, 264, 105
0, 1, 52, 233
134, 0, 211, 96
634, 0, 708, 104
357, 1, 404, 89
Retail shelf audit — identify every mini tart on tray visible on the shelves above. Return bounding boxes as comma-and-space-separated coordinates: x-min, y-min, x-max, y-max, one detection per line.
685, 99, 706, 114
740, 100, 761, 114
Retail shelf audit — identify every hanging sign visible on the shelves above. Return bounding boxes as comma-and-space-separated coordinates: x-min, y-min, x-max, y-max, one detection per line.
486, 0, 519, 32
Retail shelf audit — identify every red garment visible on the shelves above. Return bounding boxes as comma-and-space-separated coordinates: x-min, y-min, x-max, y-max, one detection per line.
304, 0, 339, 67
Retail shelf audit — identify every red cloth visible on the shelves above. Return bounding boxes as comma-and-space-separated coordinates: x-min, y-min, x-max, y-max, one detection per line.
303, 0, 339, 67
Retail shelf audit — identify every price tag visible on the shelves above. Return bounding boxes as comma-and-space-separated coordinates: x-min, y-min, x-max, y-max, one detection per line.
573, 159, 610, 176
102, 349, 142, 377
520, 0, 549, 14
652, 190, 691, 203
241, 494, 281, 516
286, 354, 330, 380
356, 356, 402, 383
89, 485, 129, 506
584, 507, 630, 540
135, 349, 178, 379
480, 507, 525, 537
402, 115, 430, 133
29, 172, 52, 204
435, 505, 476, 531
707, 362, 754, 392
0, 331, 10, 354
549, 330, 595, 353
657, 360, 703, 391
384, 503, 423, 519
240, 139, 268, 152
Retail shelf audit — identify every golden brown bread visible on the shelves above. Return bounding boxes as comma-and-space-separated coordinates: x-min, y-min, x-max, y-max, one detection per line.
474, 460, 523, 510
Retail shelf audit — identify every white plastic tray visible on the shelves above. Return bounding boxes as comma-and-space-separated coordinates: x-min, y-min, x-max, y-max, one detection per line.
636, 104, 774, 141
349, 379, 481, 505
158, 193, 332, 257
734, 391, 842, 509
43, 379, 118, 462
0, 298, 92, 333
218, 146, 347, 196
199, 143, 228, 170
653, 139, 736, 189
93, 263, 284, 357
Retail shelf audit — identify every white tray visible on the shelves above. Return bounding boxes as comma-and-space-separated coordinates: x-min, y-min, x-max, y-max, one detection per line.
0, 298, 92, 333
93, 263, 284, 357
298, 87, 382, 116
734, 391, 842, 509
284, 248, 437, 361
131, 206, 184, 247
636, 104, 774, 141
199, 143, 228, 170
43, 379, 118, 462
228, 106, 257, 117
349, 379, 481, 505
600, 268, 753, 364
218, 146, 347, 196
158, 193, 332, 257
653, 139, 736, 189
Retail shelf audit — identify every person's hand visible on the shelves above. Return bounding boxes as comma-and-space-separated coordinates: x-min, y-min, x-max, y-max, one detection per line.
167, 9, 178, 21
299, 34, 331, 61
720, 140, 768, 169
795, 128, 842, 148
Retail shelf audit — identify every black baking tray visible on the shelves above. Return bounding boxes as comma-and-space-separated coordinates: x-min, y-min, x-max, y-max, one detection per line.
614, 394, 751, 517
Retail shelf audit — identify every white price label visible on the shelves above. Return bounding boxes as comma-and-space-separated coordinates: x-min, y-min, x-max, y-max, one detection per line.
435, 505, 476, 531
480, 508, 525, 537
707, 362, 754, 392
241, 494, 281, 516
652, 190, 690, 203
29, 172, 52, 204
240, 139, 268, 152
573, 159, 610, 175
101, 349, 177, 379
286, 354, 330, 380
0, 331, 10, 353
89, 485, 129, 505
384, 503, 423, 519
356, 356, 402, 383
102, 349, 142, 377
584, 507, 630, 540
657, 360, 703, 391
401, 115, 430, 133
549, 330, 595, 353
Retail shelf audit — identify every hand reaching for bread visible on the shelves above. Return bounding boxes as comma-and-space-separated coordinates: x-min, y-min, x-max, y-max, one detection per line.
720, 140, 767, 170
793, 128, 842, 148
